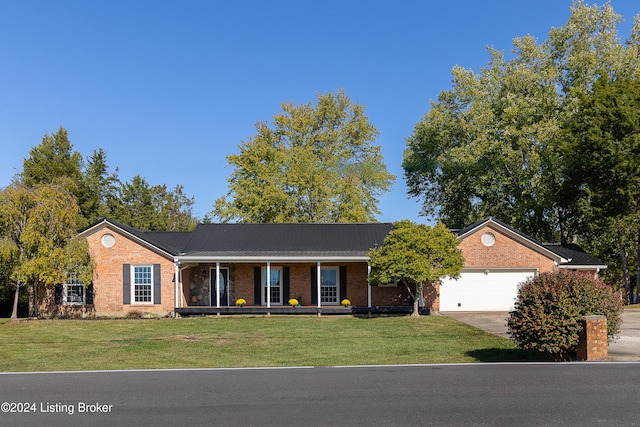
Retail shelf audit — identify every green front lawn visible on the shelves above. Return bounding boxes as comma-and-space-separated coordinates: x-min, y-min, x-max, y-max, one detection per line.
0, 315, 531, 372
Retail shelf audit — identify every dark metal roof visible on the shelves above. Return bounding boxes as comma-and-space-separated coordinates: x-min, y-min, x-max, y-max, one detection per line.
542, 243, 606, 267
82, 219, 393, 258
84, 218, 604, 267
144, 231, 194, 255
180, 223, 393, 256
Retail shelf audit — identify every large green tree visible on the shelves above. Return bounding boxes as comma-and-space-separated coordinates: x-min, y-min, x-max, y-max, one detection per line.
79, 148, 121, 225
562, 76, 640, 303
18, 128, 119, 228
0, 184, 92, 318
368, 220, 464, 317
17, 127, 198, 231
403, 2, 640, 243
212, 90, 395, 223
19, 126, 84, 193
114, 175, 197, 231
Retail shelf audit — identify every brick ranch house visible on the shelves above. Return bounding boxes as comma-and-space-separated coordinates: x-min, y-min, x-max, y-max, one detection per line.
40, 217, 605, 317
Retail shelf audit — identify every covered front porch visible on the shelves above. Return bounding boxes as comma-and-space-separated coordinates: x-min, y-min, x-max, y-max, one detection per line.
172, 257, 425, 316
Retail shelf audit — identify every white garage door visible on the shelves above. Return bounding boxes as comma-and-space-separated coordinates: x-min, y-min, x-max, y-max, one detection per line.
439, 270, 536, 311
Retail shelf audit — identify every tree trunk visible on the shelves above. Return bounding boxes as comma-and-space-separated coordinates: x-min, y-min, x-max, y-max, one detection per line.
401, 280, 419, 317
636, 226, 640, 304
28, 282, 37, 318
617, 225, 632, 305
11, 279, 20, 320
411, 282, 423, 318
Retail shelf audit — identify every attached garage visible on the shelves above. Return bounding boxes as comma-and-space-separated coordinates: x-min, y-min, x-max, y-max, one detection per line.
439, 269, 536, 311
434, 217, 586, 313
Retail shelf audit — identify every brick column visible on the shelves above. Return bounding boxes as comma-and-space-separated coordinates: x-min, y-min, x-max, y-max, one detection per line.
576, 315, 608, 361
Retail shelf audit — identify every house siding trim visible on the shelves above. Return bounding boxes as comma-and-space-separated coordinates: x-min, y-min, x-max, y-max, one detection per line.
175, 255, 370, 263
557, 264, 607, 271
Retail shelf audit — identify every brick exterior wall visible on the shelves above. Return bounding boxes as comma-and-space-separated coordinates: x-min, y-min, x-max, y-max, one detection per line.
180, 262, 434, 309
84, 226, 176, 316
184, 263, 374, 307
38, 285, 94, 318
458, 224, 556, 273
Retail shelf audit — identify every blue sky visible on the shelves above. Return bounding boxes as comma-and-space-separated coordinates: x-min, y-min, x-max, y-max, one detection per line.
1, 1, 638, 223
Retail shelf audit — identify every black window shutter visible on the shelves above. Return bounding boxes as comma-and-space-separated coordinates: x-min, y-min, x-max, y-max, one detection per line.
340, 266, 347, 300
153, 264, 161, 304
283, 267, 290, 302
310, 266, 317, 304
55, 284, 63, 305
123, 264, 131, 304
254, 266, 261, 305
86, 284, 94, 305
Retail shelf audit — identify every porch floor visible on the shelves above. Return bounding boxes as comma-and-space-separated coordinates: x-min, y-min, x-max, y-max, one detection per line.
174, 306, 430, 316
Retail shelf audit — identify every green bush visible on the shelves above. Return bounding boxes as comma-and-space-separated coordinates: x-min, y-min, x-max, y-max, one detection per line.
507, 271, 623, 361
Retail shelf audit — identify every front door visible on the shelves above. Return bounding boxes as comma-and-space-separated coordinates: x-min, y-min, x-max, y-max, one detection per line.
210, 267, 230, 306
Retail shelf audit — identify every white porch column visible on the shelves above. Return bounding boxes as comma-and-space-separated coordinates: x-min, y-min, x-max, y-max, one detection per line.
367, 264, 372, 308
215, 262, 221, 308
179, 266, 187, 308
174, 261, 180, 308
316, 262, 321, 309
266, 262, 271, 308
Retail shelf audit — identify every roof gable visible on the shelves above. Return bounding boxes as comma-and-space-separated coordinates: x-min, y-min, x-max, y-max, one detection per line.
456, 217, 569, 264
78, 218, 180, 259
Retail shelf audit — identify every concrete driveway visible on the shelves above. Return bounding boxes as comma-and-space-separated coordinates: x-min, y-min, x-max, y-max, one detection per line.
442, 309, 640, 361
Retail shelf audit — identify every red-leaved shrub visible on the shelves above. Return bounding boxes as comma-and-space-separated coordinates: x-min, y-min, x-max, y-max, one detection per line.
507, 271, 623, 361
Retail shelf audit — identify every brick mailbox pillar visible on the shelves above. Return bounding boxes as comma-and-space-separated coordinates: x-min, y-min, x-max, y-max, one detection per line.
576, 315, 608, 361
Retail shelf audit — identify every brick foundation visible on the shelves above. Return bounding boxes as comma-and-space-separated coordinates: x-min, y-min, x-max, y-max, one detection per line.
576, 315, 608, 361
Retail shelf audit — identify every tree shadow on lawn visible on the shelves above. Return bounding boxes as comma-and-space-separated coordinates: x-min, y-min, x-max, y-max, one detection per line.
467, 348, 550, 362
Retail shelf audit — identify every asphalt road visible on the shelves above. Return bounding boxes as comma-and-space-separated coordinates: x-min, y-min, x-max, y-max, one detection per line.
2, 364, 640, 426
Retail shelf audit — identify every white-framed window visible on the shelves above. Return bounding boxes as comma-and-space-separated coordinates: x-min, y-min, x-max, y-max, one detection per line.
262, 267, 282, 305
63, 274, 85, 305
133, 265, 153, 304
320, 267, 339, 304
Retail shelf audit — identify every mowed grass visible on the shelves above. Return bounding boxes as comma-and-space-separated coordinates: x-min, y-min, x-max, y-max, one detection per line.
0, 315, 530, 372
